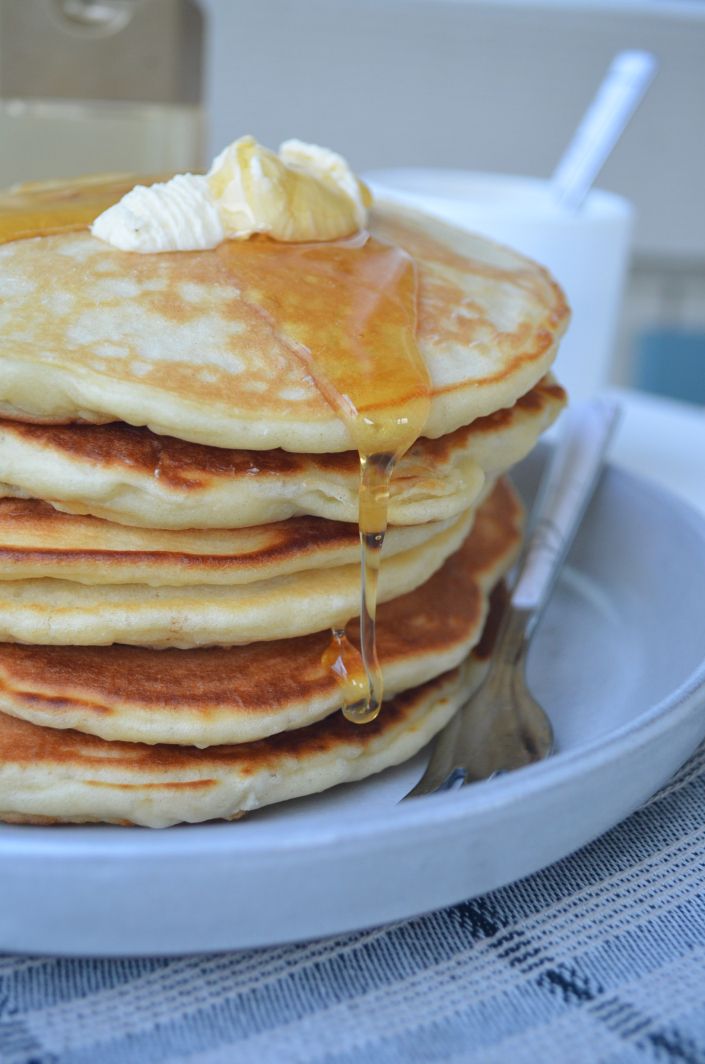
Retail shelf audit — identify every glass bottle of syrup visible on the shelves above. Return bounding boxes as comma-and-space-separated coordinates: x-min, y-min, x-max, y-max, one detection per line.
0, 0, 205, 187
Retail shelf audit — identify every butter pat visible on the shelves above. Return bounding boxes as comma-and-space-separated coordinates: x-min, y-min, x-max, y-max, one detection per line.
91, 136, 370, 252
90, 174, 223, 253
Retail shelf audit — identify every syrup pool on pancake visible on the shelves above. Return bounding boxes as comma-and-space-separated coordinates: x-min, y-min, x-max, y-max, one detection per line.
1, 136, 431, 724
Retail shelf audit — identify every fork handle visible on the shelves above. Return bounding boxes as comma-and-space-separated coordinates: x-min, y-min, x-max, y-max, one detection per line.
510, 398, 620, 638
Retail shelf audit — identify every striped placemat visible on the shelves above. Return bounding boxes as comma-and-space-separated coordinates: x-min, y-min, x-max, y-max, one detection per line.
2, 741, 705, 1064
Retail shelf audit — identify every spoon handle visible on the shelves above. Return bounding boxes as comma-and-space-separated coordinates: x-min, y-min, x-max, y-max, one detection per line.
511, 398, 620, 636
552, 50, 657, 212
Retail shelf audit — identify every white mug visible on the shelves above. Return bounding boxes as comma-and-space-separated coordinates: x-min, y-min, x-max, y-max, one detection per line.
364, 169, 634, 403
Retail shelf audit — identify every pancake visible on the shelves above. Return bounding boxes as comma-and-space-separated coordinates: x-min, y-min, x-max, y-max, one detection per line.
0, 505, 475, 648
0, 377, 564, 529
0, 479, 521, 745
0, 197, 569, 452
0, 655, 493, 828
0, 501, 463, 587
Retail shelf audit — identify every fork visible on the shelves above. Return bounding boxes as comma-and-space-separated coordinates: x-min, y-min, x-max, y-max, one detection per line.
405, 397, 620, 798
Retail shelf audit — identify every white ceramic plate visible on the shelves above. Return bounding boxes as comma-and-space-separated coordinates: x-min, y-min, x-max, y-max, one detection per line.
2, 454, 705, 957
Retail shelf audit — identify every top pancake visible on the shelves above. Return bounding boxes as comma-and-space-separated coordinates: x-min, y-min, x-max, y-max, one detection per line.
0, 196, 569, 452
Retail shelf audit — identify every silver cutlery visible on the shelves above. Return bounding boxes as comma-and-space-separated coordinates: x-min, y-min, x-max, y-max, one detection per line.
405, 397, 620, 798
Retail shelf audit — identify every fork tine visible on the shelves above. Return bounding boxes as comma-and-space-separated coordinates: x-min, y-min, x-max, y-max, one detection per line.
402, 660, 489, 799
403, 712, 465, 798
402, 651, 549, 799
457, 675, 553, 784
402, 399, 619, 801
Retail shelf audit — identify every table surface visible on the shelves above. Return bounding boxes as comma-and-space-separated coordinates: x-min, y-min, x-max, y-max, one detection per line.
1, 389, 704, 1064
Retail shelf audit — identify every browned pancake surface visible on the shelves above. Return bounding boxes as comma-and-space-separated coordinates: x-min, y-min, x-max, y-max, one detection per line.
0, 502, 369, 576
0, 378, 564, 490
0, 670, 431, 770
0, 480, 521, 743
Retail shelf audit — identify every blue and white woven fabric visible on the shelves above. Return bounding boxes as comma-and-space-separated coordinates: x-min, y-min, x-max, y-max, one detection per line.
1, 742, 705, 1064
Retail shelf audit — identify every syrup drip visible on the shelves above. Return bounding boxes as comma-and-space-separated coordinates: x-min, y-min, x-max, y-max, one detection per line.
323, 450, 397, 723
218, 236, 431, 722
0, 176, 432, 723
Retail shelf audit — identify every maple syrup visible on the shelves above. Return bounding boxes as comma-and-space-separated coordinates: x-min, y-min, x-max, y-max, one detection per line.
0, 177, 431, 723
0, 175, 165, 246
215, 234, 430, 722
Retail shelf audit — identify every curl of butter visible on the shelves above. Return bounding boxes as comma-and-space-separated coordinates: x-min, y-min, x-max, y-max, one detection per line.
91, 135, 371, 253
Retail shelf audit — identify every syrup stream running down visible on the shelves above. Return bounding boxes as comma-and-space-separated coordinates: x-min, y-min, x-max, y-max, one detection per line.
0, 177, 432, 724
214, 232, 431, 723
324, 450, 397, 723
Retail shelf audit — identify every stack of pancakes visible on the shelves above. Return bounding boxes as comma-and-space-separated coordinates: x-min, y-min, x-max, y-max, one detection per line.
0, 191, 568, 827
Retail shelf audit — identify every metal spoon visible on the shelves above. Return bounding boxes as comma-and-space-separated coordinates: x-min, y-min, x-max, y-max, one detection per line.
405, 398, 620, 798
